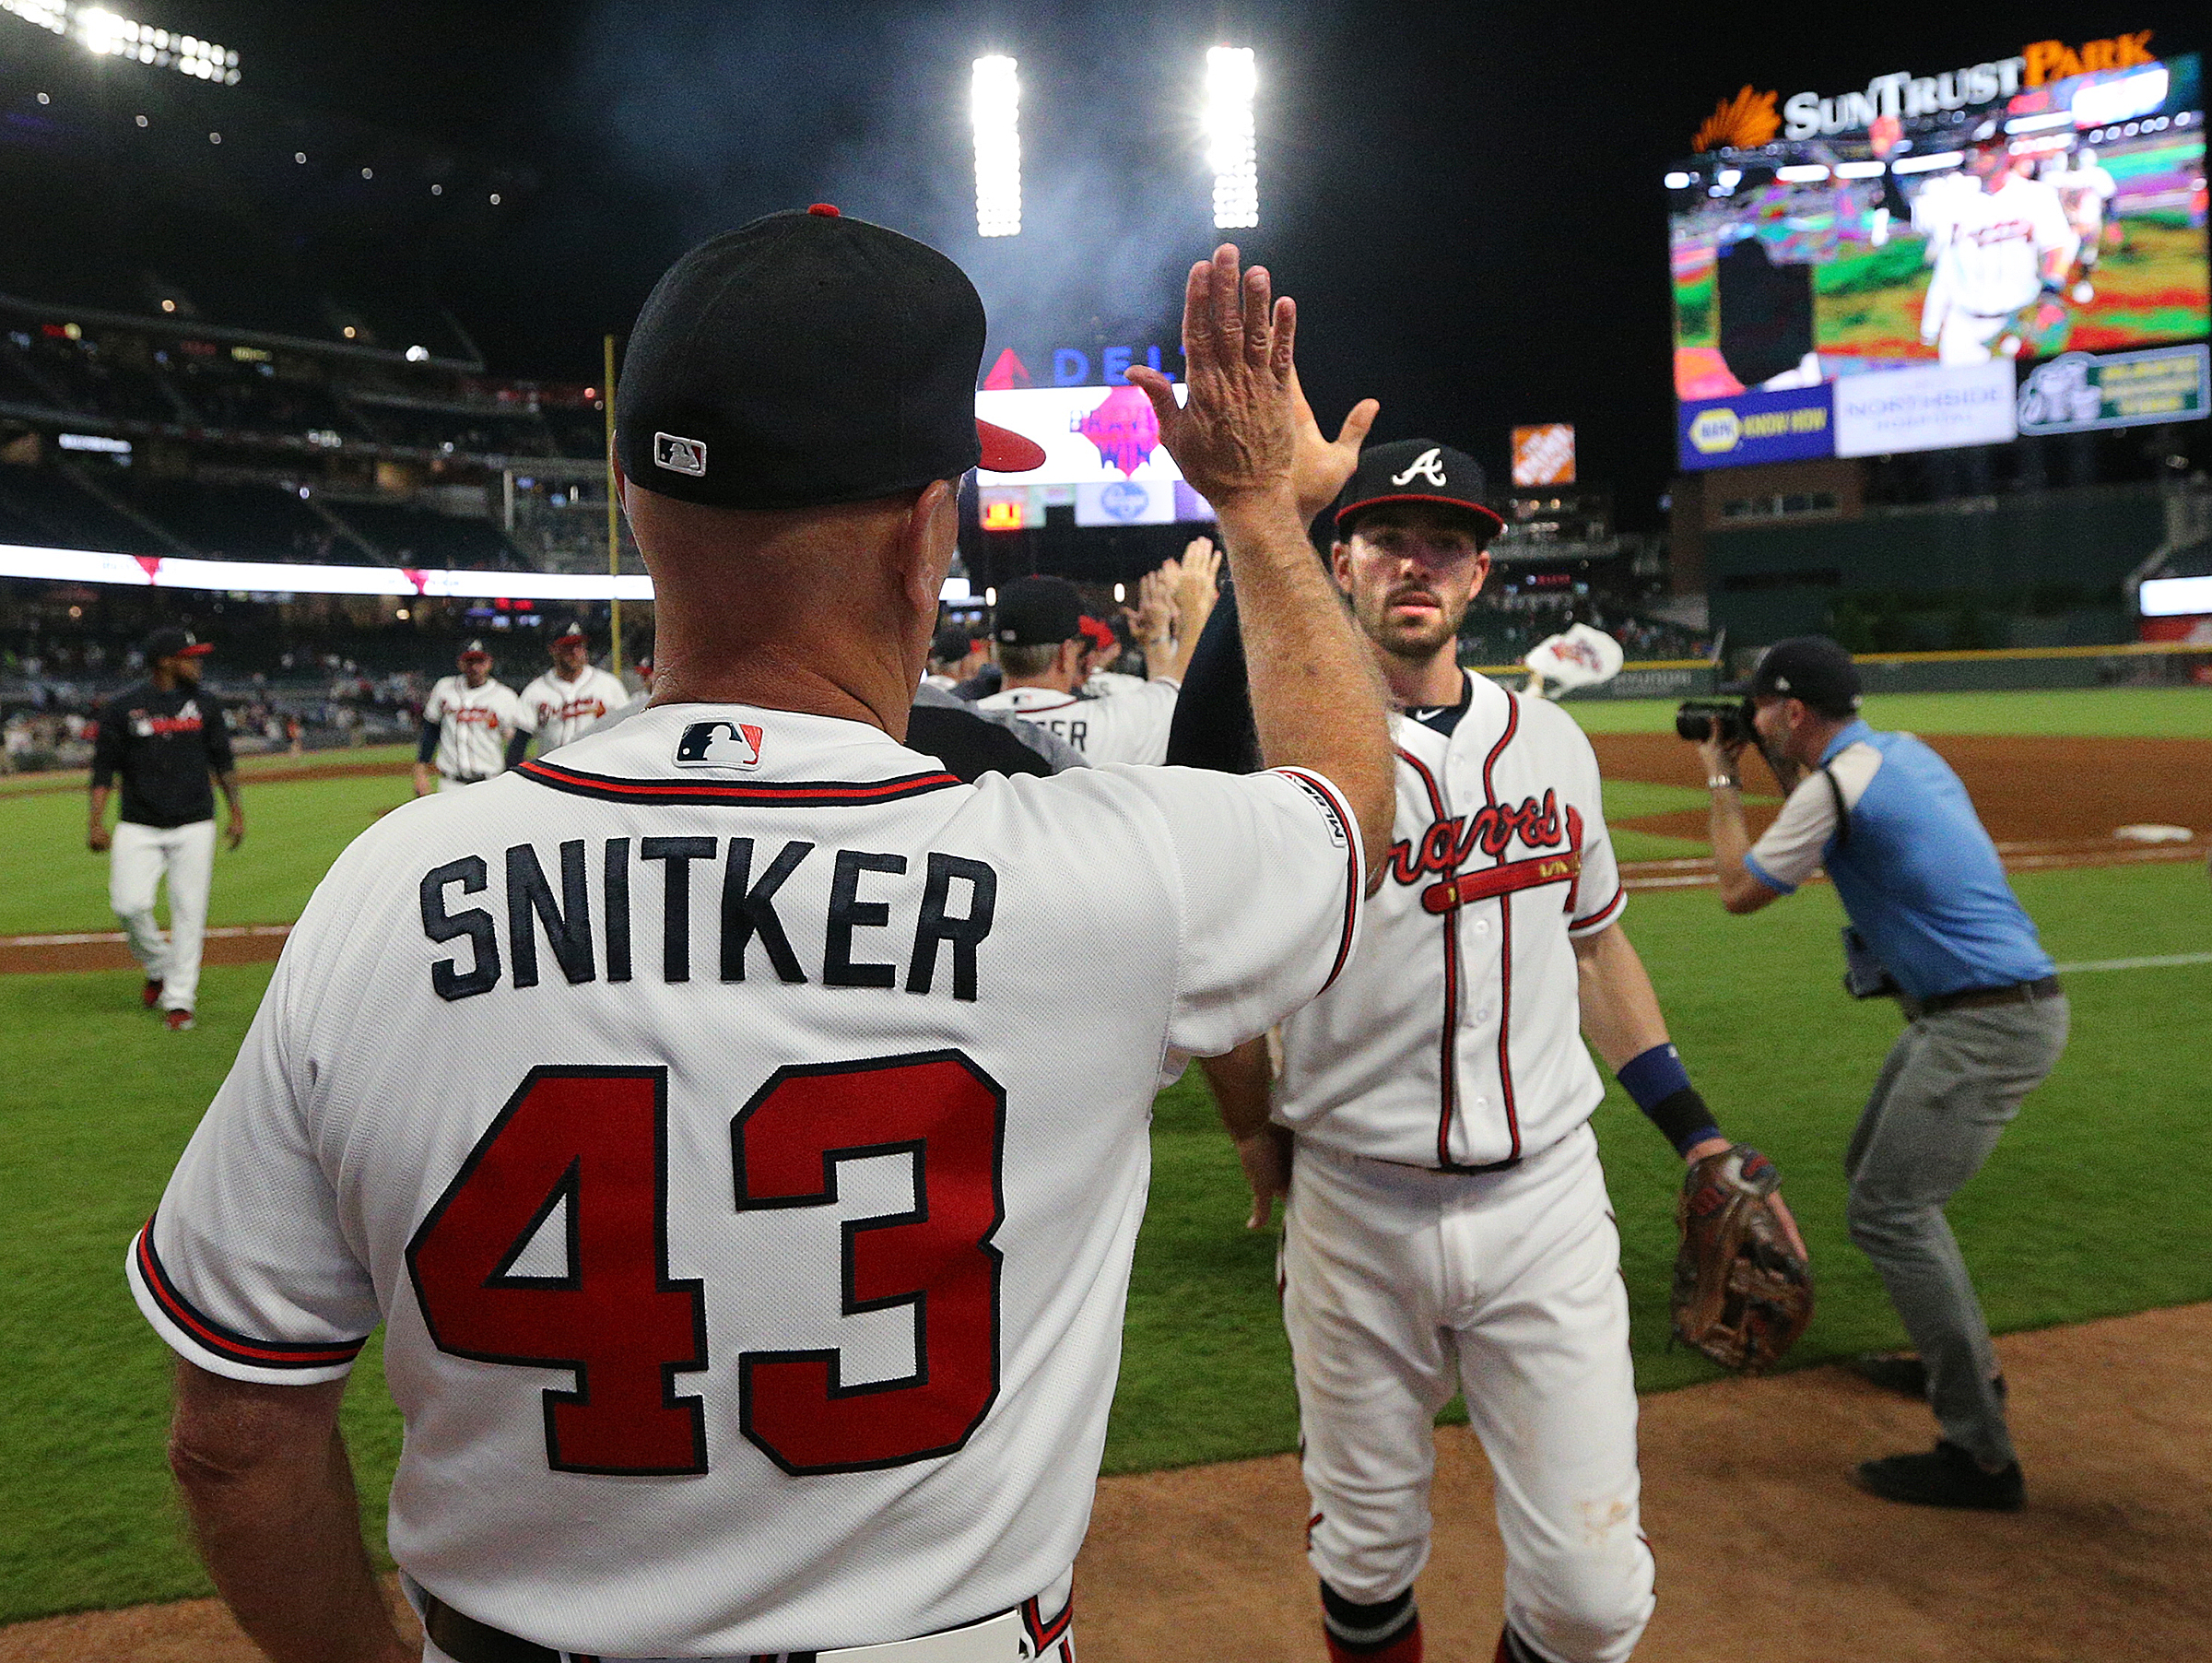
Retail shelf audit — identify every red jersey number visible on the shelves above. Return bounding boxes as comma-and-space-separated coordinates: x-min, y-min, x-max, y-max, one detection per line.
406, 1055, 1005, 1479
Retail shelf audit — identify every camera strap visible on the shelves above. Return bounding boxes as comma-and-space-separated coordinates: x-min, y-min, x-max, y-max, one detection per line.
1821, 765, 1851, 849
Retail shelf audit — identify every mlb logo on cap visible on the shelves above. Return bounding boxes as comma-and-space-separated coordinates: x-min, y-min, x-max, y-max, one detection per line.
654, 431, 708, 477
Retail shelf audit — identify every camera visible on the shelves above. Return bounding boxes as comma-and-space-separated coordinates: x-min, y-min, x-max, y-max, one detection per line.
1675, 697, 1756, 746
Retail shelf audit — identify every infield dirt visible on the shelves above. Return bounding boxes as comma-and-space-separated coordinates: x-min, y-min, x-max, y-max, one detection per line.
5, 1303, 2204, 1663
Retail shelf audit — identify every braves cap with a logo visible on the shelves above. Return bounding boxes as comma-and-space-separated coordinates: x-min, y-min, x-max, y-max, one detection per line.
142, 626, 213, 661
1333, 439, 1505, 539
1732, 635, 1863, 717
457, 638, 492, 663
993, 576, 1085, 646
616, 204, 1046, 512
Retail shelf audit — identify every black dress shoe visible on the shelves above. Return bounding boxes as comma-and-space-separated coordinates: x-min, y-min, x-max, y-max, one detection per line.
1855, 1441, 2024, 1510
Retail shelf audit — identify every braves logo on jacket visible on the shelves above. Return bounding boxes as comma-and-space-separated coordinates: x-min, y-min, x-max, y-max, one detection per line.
1273, 676, 1626, 1173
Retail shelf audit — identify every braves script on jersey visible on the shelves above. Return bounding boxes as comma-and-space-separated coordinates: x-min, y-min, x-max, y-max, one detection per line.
1925, 172, 2077, 317
519, 665, 631, 752
1273, 677, 1624, 1169
976, 680, 1179, 766
424, 676, 528, 780
128, 704, 1361, 1657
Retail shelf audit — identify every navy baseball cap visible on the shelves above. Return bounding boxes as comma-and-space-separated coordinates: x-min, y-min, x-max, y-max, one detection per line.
142, 626, 212, 661
617, 205, 1045, 512
1730, 636, 1863, 716
1334, 439, 1505, 538
551, 619, 587, 643
458, 638, 492, 664
993, 576, 1084, 646
929, 622, 976, 662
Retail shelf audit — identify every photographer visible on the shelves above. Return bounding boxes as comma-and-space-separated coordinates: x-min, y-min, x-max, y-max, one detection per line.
1695, 636, 2068, 1512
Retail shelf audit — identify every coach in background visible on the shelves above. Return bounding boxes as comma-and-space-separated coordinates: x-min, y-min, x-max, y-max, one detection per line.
413, 639, 528, 795
1700, 636, 2066, 1511
88, 626, 242, 1032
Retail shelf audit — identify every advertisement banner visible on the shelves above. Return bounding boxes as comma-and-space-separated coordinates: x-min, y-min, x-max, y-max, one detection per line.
1677, 383, 1835, 470
1512, 423, 1577, 486
976, 384, 1189, 488
1833, 360, 2018, 456
1073, 479, 1179, 526
2018, 343, 2210, 433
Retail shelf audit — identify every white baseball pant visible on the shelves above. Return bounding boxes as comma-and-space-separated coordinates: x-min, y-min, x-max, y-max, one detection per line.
1936, 309, 2018, 366
1284, 1124, 1654, 1663
109, 819, 217, 1013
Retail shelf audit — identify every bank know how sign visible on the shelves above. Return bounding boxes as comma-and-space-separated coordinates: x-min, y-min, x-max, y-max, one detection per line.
2018, 344, 2210, 435
1833, 360, 2018, 458
1676, 383, 1835, 471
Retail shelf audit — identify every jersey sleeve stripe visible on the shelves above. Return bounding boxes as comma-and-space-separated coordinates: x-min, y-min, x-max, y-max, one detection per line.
1742, 851, 1796, 895
518, 759, 963, 807
1570, 885, 1627, 933
1272, 768, 1362, 996
131, 1215, 368, 1370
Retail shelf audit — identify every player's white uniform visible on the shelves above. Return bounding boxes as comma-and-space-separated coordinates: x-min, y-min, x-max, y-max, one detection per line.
519, 664, 630, 752
976, 678, 1179, 765
128, 702, 1362, 1660
1918, 173, 2077, 365
1080, 669, 1149, 699
1271, 676, 1653, 1663
423, 675, 528, 790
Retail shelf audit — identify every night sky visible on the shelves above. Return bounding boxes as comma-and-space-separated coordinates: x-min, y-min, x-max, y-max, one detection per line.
162, 0, 2204, 529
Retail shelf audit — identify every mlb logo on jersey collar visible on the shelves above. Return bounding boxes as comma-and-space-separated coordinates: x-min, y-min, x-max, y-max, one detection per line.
675, 719, 765, 769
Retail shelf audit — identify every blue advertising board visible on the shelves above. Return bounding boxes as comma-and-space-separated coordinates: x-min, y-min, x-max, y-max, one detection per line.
1677, 383, 1836, 472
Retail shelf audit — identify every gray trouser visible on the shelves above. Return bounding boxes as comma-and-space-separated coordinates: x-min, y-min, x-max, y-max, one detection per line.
1843, 995, 2069, 1468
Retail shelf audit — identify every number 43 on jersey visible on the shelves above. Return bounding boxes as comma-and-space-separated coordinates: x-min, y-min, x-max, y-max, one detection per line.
405, 1053, 1006, 1477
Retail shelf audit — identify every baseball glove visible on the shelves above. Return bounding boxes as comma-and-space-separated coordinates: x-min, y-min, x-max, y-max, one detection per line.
1671, 1144, 1813, 1374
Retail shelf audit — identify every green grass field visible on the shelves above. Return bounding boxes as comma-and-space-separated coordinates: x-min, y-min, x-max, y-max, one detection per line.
2, 690, 2207, 1622
1562, 686, 2210, 739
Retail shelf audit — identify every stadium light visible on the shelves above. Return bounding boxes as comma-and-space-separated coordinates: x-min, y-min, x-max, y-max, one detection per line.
971, 54, 1021, 237
1205, 47, 1258, 230
0, 2, 240, 81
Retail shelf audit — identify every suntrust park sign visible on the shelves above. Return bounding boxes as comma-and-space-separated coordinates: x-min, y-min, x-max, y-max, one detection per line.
1780, 31, 2157, 137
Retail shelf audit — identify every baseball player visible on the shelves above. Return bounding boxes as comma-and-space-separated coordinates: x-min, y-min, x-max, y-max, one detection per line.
518, 620, 630, 752
977, 551, 1218, 764
924, 623, 987, 690
129, 228, 1394, 1663
413, 640, 529, 796
1173, 435, 1801, 1663
1918, 124, 2078, 366
2045, 145, 2119, 303
87, 625, 243, 1032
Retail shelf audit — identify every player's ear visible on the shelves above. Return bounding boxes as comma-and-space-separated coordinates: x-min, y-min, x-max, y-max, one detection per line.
1329, 540, 1353, 593
898, 479, 958, 614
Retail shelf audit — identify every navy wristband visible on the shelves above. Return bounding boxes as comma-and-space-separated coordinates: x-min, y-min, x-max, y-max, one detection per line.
1618, 1044, 1721, 1156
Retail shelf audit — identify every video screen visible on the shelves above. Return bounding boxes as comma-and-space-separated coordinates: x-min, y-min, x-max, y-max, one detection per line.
1669, 51, 2207, 405
974, 384, 1189, 489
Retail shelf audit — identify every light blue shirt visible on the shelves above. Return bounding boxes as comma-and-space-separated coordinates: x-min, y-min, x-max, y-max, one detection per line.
1745, 720, 2053, 1001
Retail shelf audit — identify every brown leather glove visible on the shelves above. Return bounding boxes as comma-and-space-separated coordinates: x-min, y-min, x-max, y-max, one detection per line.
1672, 1144, 1813, 1374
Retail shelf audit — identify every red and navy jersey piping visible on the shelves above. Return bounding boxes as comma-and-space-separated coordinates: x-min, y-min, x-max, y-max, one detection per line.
518, 758, 963, 808
1572, 885, 1627, 934
1275, 767, 1362, 995
134, 1214, 367, 1371
1479, 699, 1524, 1163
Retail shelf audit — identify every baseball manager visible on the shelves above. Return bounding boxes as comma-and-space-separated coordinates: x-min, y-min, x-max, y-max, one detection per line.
128, 221, 1392, 1663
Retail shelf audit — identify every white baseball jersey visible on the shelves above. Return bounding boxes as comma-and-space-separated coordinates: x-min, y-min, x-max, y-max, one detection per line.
128, 702, 1362, 1658
519, 665, 630, 752
1922, 173, 2077, 320
2053, 161, 2117, 223
1081, 669, 1150, 699
976, 679, 1180, 766
1272, 676, 1624, 1169
424, 675, 528, 781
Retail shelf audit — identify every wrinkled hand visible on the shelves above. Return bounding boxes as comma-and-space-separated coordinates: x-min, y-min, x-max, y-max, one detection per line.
1288, 369, 1379, 525
1234, 1125, 1292, 1231
1127, 244, 1298, 511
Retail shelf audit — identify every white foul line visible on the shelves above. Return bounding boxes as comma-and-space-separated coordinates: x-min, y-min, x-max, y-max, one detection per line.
2051, 951, 2212, 973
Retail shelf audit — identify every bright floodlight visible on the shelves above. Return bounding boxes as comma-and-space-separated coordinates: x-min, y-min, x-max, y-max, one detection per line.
9, 1, 242, 81
1206, 46, 1258, 230
971, 55, 1021, 238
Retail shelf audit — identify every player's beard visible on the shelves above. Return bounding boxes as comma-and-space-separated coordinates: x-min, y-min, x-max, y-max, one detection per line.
1353, 579, 1468, 666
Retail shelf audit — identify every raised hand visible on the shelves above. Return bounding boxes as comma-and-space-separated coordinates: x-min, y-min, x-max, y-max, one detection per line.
1126, 245, 1298, 511
1288, 370, 1380, 525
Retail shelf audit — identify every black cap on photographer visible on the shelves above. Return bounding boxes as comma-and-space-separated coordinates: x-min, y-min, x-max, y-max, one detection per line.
993, 576, 1084, 646
616, 204, 1044, 513
1735, 636, 1863, 717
